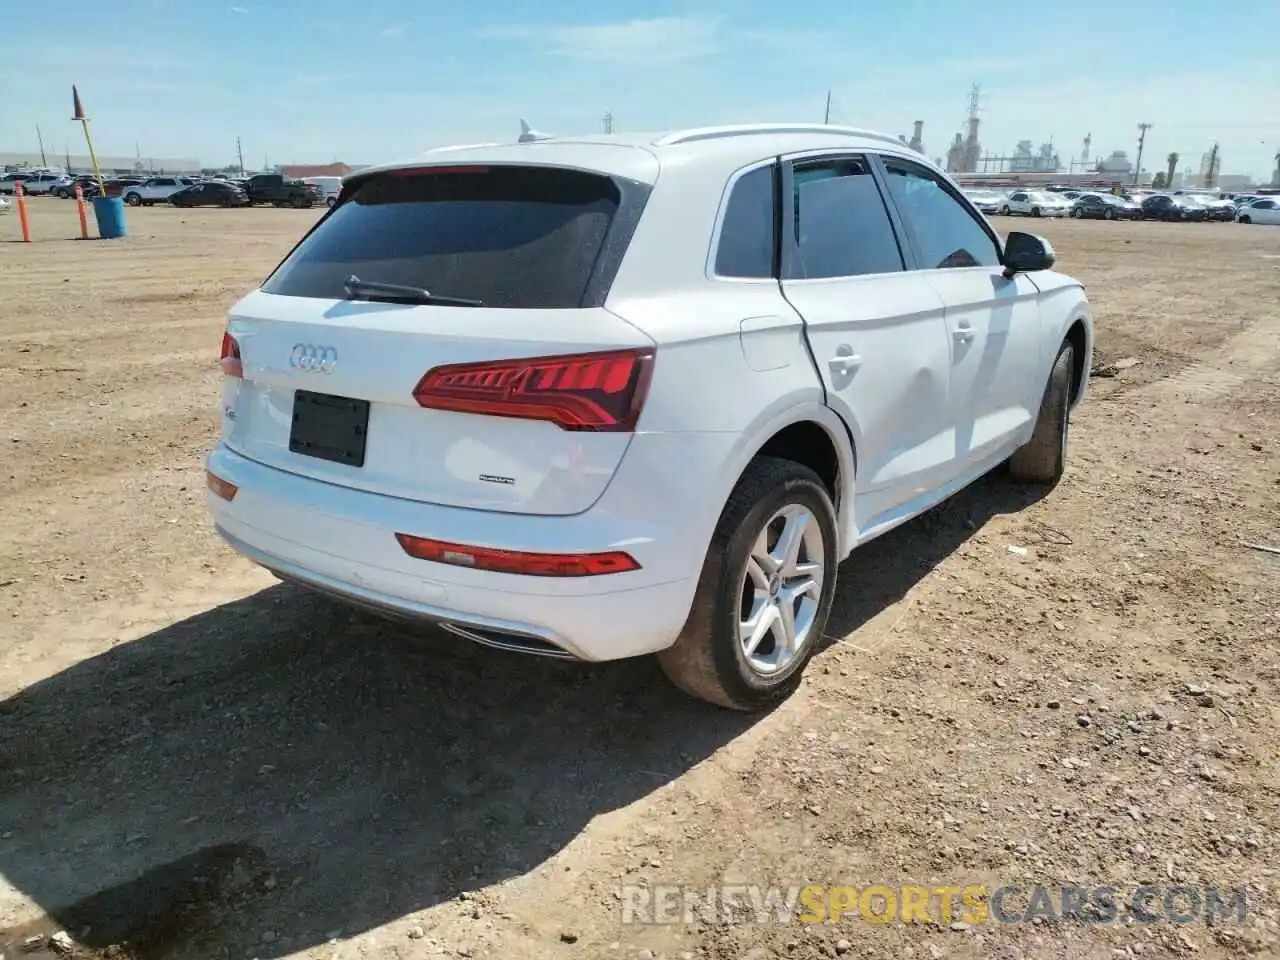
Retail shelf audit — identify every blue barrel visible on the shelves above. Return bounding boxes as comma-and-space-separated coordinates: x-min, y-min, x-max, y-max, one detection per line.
92, 196, 128, 239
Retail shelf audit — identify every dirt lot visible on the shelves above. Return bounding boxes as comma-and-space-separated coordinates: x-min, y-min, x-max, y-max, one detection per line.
1, 200, 1278, 960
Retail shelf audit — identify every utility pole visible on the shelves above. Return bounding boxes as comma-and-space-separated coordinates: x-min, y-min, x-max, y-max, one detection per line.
236, 136, 245, 175
36, 125, 47, 166
824, 90, 832, 125
1134, 122, 1152, 185
602, 111, 613, 134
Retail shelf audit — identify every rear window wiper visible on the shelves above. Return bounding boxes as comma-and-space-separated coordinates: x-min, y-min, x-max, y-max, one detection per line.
343, 275, 483, 307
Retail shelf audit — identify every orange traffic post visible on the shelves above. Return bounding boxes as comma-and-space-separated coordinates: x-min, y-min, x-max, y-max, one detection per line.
14, 181, 31, 242
74, 183, 89, 239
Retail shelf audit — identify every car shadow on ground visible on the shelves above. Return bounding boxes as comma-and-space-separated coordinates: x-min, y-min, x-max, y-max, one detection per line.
825, 471, 1053, 640
0, 589, 756, 959
0, 472, 1048, 959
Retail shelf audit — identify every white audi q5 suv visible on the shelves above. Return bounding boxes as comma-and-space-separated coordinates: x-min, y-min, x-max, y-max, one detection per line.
206, 123, 1092, 710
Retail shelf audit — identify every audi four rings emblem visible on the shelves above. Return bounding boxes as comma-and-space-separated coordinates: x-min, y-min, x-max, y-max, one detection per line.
290, 343, 337, 373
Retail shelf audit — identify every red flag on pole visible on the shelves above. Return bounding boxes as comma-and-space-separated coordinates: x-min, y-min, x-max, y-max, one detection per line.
72, 85, 87, 121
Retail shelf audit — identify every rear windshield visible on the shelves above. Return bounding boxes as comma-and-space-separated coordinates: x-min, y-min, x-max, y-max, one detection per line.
262, 166, 622, 309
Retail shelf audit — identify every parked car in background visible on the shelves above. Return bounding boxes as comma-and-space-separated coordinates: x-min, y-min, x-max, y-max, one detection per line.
169, 181, 250, 207
205, 123, 1093, 710
1070, 193, 1141, 220
962, 189, 1003, 215
301, 176, 343, 207
82, 178, 144, 199
1140, 194, 1206, 221
122, 176, 197, 206
1198, 196, 1237, 221
1001, 190, 1072, 217
1236, 197, 1280, 225
0, 171, 36, 194
0, 196, 10, 215
51, 175, 99, 198
17, 172, 64, 195
243, 174, 318, 208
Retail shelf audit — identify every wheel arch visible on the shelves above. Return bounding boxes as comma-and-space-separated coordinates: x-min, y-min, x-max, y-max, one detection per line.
1059, 313, 1090, 407
715, 401, 857, 559
1062, 313, 1092, 407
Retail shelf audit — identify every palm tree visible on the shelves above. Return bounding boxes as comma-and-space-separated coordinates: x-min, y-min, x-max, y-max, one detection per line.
1165, 152, 1179, 190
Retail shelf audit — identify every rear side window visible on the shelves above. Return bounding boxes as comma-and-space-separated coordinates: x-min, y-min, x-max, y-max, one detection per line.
788, 157, 904, 279
263, 166, 623, 309
715, 165, 776, 278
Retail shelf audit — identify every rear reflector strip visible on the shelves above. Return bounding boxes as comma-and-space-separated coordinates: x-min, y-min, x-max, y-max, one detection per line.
395, 533, 640, 577
206, 470, 238, 501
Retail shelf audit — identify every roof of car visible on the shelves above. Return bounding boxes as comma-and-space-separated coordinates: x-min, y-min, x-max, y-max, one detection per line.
352, 123, 932, 186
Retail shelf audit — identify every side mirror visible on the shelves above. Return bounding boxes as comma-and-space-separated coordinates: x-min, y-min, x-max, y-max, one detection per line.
1002, 231, 1056, 278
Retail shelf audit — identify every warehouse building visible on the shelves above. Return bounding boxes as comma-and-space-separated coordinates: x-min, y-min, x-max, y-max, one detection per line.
0, 151, 202, 176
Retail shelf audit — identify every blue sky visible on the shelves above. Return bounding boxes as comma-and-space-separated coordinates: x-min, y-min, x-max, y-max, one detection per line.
3, 0, 1277, 178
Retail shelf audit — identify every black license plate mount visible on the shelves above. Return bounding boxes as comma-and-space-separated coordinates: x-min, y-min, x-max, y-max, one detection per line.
289, 390, 370, 467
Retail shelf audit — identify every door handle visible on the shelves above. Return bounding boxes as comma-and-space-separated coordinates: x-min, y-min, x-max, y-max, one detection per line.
828, 353, 862, 375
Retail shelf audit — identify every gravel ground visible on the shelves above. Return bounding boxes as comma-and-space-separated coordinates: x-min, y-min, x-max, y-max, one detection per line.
1, 201, 1278, 960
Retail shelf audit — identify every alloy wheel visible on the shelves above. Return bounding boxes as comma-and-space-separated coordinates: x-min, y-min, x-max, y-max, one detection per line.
737, 504, 825, 677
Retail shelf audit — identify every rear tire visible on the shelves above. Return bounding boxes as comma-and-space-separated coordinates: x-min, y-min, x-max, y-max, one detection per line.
1008, 341, 1074, 485
125, 193, 142, 206
657, 457, 838, 711
1031, 207, 1042, 217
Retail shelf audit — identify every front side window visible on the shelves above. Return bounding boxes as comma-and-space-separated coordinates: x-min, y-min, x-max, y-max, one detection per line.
787, 157, 903, 280
880, 159, 1001, 270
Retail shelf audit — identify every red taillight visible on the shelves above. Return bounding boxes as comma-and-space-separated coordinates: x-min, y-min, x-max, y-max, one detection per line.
395, 533, 639, 577
412, 348, 654, 432
220, 331, 242, 378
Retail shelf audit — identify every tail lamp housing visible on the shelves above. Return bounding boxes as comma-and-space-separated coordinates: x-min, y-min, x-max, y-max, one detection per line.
219, 331, 242, 378
412, 348, 655, 432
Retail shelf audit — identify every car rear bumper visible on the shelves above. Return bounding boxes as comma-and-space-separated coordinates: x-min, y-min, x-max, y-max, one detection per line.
205, 440, 720, 661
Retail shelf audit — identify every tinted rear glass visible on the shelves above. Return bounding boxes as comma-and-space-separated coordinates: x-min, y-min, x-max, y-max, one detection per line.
263, 166, 621, 308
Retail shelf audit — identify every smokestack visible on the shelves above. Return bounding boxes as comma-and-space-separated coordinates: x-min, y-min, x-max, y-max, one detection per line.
909, 121, 924, 154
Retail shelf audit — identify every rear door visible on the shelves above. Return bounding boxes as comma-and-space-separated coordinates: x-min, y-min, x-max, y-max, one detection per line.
777, 153, 953, 534
221, 162, 657, 516
876, 154, 1043, 466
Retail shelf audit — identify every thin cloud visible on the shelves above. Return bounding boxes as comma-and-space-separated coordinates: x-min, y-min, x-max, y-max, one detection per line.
483, 16, 721, 65
380, 25, 405, 38
230, 5, 247, 12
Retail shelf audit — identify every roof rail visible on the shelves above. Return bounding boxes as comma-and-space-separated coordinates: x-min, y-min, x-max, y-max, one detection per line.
654, 123, 905, 149
426, 142, 504, 153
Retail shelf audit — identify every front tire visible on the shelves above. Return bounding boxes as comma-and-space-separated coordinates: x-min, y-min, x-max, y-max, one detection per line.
1008, 341, 1074, 485
1000, 205, 1011, 216
124, 193, 142, 206
658, 457, 838, 711
1239, 215, 1251, 224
